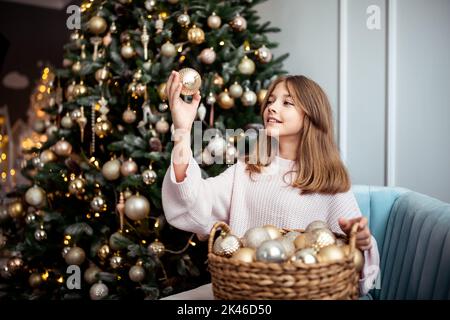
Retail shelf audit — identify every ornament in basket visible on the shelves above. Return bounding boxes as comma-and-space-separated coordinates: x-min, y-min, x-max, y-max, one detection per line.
207, 221, 364, 300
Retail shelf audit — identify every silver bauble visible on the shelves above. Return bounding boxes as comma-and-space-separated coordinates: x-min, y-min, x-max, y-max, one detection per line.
230, 15, 247, 32
120, 158, 138, 176
161, 41, 176, 57
65, 246, 86, 265
129, 265, 146, 282
241, 89, 257, 107
84, 265, 101, 284
33, 119, 46, 133
243, 227, 272, 249
225, 145, 237, 164
90, 282, 109, 300
148, 239, 165, 257
256, 239, 287, 263
229, 82, 243, 98
25, 213, 36, 224
158, 102, 169, 112
263, 225, 282, 240
179, 68, 202, 95
213, 234, 241, 257
109, 254, 123, 269
54, 139, 72, 157
205, 93, 216, 105
199, 48, 216, 64
61, 246, 71, 258
61, 113, 74, 128
284, 231, 302, 242
155, 117, 170, 134
278, 237, 296, 257
177, 13, 190, 27
238, 56, 255, 75
121, 42, 135, 59
25, 185, 46, 208
90, 195, 107, 212
207, 136, 227, 157
142, 168, 157, 185
124, 194, 150, 221
256, 45, 273, 63
102, 159, 121, 181
201, 149, 215, 166
305, 220, 329, 233
144, 0, 156, 11
34, 229, 47, 241
291, 248, 318, 264
122, 108, 136, 124
207, 12, 221, 29
40, 149, 57, 164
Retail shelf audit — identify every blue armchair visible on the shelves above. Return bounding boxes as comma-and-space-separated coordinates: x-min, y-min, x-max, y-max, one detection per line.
352, 185, 450, 299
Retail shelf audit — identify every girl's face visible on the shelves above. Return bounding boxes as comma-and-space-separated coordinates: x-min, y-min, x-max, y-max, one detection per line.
263, 82, 305, 138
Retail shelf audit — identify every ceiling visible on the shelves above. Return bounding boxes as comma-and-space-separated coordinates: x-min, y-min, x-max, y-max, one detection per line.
0, 0, 74, 10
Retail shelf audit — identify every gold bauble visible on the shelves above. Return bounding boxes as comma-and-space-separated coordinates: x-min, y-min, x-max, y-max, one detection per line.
177, 12, 190, 27
213, 73, 224, 88
199, 48, 216, 64
263, 225, 282, 240
95, 67, 110, 83
257, 89, 268, 105
294, 233, 311, 250
187, 25, 205, 44
68, 176, 86, 195
155, 117, 170, 134
121, 42, 135, 59
256, 45, 272, 63
230, 15, 247, 32
84, 265, 101, 284
53, 139, 72, 157
65, 82, 76, 100
310, 228, 336, 250
317, 245, 346, 264
88, 16, 108, 35
90, 194, 107, 212
241, 89, 257, 107
94, 116, 112, 138
291, 248, 318, 264
238, 56, 255, 75
157, 82, 167, 101
97, 244, 111, 260
148, 239, 165, 257
102, 159, 121, 181
109, 254, 123, 269
122, 108, 136, 124
207, 12, 221, 29
120, 158, 138, 176
25, 185, 46, 208
7, 257, 24, 273
344, 246, 365, 273
142, 167, 158, 185
61, 113, 74, 129
65, 246, 86, 265
90, 282, 108, 300
179, 68, 202, 95
231, 247, 255, 263
71, 61, 82, 74
218, 90, 234, 109
40, 149, 57, 164
305, 220, 329, 233
135, 82, 147, 97
213, 234, 241, 257
8, 201, 24, 219
124, 194, 150, 221
161, 41, 176, 57
129, 265, 146, 282
73, 82, 88, 97
229, 82, 243, 98
29, 272, 42, 288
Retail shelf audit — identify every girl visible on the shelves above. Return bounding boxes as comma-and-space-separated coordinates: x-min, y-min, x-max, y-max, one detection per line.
161, 71, 379, 299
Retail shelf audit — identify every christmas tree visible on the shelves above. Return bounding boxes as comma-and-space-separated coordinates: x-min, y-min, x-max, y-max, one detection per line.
0, 0, 287, 300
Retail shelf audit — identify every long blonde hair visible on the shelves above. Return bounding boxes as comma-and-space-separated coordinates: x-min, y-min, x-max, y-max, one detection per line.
245, 75, 351, 195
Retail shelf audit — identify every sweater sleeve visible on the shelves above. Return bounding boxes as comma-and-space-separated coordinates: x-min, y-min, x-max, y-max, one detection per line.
161, 151, 236, 238
326, 190, 380, 297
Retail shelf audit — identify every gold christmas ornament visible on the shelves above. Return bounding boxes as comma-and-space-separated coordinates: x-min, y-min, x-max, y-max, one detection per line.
157, 82, 167, 101
73, 81, 88, 97
120, 158, 138, 176
213, 233, 241, 257
90, 194, 107, 212
263, 225, 282, 240
256, 239, 288, 263
243, 227, 272, 249
53, 139, 72, 157
310, 228, 336, 250
68, 176, 86, 195
84, 265, 101, 284
129, 265, 146, 282
148, 239, 165, 257
278, 237, 296, 257
241, 89, 257, 107
88, 15, 108, 35
229, 82, 243, 98
34, 229, 47, 241
121, 42, 135, 59
71, 60, 82, 74
8, 201, 24, 219
97, 243, 111, 260
25, 185, 46, 208
65, 246, 86, 265
61, 113, 74, 129
142, 165, 157, 185
230, 247, 255, 263
305, 220, 329, 233
109, 254, 123, 269
256, 45, 273, 63
95, 66, 110, 83
102, 159, 121, 181
94, 116, 112, 138
238, 56, 255, 75
218, 90, 234, 109
90, 282, 108, 300
187, 25, 205, 44
317, 245, 346, 264
291, 248, 318, 264
29, 273, 42, 288
207, 12, 221, 29
257, 89, 268, 105
230, 14, 247, 32
144, 0, 156, 11
122, 107, 136, 124
294, 233, 310, 250
33, 119, 46, 133
213, 73, 224, 87
199, 48, 216, 64
124, 194, 150, 221
161, 41, 177, 57
40, 149, 57, 164
7, 257, 24, 273
179, 68, 202, 95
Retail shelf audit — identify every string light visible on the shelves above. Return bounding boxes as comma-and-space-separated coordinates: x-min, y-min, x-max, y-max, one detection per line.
219, 41, 225, 46
57, 276, 64, 284
41, 271, 49, 281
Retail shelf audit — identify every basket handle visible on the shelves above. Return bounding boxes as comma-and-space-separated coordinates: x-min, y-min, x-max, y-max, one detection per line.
348, 221, 359, 255
208, 221, 232, 254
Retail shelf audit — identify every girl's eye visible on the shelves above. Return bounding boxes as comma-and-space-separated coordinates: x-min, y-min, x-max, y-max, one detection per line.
267, 100, 274, 105
284, 101, 294, 106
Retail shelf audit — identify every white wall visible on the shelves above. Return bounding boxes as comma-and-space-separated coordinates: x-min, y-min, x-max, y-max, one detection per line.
256, 0, 450, 203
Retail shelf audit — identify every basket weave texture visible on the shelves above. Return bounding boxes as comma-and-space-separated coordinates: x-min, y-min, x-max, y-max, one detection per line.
207, 221, 360, 300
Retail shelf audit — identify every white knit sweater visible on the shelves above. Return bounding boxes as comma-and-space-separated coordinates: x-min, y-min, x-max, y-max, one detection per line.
162, 153, 380, 296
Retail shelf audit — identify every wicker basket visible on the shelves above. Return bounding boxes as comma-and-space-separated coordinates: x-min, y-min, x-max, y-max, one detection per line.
207, 221, 360, 300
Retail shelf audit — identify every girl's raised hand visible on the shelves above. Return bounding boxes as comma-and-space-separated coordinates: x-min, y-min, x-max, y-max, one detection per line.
338, 216, 372, 251
165, 70, 201, 132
